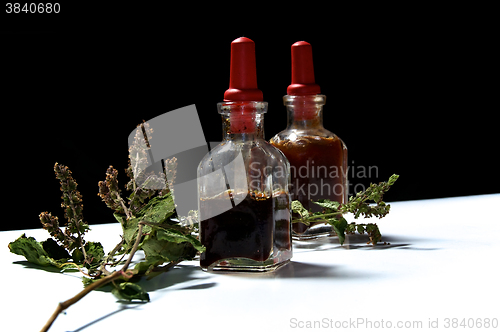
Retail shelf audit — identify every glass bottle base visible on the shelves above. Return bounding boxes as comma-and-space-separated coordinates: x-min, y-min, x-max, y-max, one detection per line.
201, 255, 291, 273
292, 223, 336, 241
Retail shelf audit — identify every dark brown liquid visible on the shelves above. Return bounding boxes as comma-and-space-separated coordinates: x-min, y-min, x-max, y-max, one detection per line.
272, 135, 346, 234
199, 191, 291, 269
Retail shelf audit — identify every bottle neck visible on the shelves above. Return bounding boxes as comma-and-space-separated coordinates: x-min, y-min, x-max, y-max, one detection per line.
218, 101, 267, 141
284, 94, 326, 130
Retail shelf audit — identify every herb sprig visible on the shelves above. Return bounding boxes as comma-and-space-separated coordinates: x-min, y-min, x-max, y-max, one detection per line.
291, 174, 399, 245
8, 122, 204, 332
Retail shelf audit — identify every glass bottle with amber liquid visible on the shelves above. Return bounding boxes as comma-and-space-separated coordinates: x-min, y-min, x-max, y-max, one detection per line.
270, 41, 347, 240
197, 37, 292, 271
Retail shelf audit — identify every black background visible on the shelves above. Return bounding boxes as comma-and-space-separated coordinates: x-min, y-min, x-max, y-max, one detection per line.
2, 4, 497, 231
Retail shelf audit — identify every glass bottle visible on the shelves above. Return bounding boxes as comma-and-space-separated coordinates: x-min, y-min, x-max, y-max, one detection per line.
270, 41, 347, 240
197, 37, 292, 272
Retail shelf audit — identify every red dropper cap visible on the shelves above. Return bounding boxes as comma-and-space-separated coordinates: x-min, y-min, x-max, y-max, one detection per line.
224, 37, 263, 102
287, 41, 321, 96
223, 37, 263, 134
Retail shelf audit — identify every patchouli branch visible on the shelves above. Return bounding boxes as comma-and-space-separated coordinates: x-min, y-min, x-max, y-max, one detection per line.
292, 174, 399, 245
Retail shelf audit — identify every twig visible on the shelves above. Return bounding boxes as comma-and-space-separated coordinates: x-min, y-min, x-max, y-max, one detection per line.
74, 223, 88, 265
41, 223, 145, 332
98, 237, 125, 275
122, 223, 143, 271
119, 198, 132, 220
59, 262, 93, 277
40, 270, 124, 332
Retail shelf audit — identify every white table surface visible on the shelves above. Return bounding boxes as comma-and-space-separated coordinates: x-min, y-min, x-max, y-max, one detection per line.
2, 194, 499, 332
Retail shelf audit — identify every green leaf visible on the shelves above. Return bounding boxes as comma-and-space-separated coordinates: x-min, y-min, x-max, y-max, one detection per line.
42, 238, 71, 260
82, 276, 95, 287
346, 223, 356, 233
60, 264, 81, 273
291, 200, 309, 218
135, 193, 175, 222
329, 217, 348, 245
388, 174, 399, 186
113, 212, 126, 225
123, 217, 152, 246
112, 282, 150, 302
72, 248, 84, 264
356, 224, 365, 234
8, 234, 65, 268
312, 199, 340, 212
85, 242, 105, 265
364, 223, 382, 244
133, 256, 165, 275
141, 236, 197, 262
131, 225, 204, 275
122, 193, 175, 246
155, 228, 205, 253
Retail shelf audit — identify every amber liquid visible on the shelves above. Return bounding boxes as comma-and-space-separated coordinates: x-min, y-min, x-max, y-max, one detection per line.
272, 135, 346, 234
199, 191, 291, 269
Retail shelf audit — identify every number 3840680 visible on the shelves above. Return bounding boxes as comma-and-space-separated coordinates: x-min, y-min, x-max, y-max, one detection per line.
444, 318, 498, 329
6, 3, 60, 14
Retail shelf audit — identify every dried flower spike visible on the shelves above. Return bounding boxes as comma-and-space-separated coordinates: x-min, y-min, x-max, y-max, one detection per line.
37, 163, 90, 260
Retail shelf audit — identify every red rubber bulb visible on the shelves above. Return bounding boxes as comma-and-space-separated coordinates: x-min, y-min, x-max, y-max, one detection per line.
287, 41, 321, 96
224, 37, 263, 102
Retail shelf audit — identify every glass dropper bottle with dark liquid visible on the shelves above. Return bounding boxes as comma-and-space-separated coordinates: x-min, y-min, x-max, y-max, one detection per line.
270, 41, 348, 240
197, 37, 292, 271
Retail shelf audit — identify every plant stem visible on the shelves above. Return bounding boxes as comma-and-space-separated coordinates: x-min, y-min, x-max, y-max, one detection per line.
122, 223, 143, 271
40, 270, 124, 332
98, 237, 125, 275
293, 211, 343, 224
41, 223, 145, 332
74, 224, 88, 264
59, 262, 93, 277
120, 198, 132, 220
64, 184, 88, 264
306, 212, 343, 220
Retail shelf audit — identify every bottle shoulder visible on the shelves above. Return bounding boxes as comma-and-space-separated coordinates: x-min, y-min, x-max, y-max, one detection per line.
270, 128, 346, 149
198, 139, 290, 175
